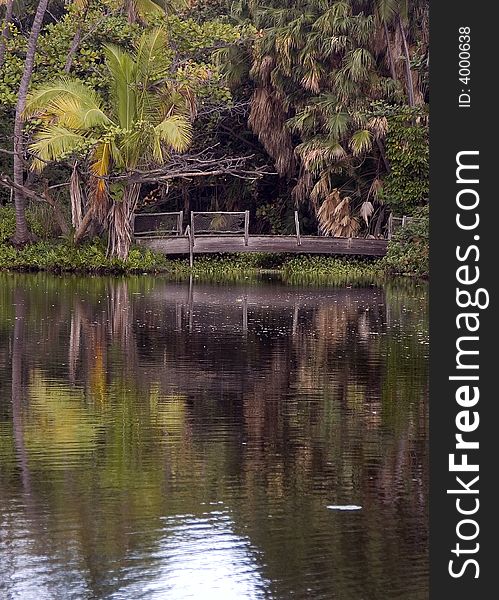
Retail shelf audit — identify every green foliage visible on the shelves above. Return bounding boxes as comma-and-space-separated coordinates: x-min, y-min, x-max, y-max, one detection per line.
0, 8, 244, 108
282, 255, 384, 285
0, 236, 170, 272
0, 205, 58, 242
379, 106, 429, 215
0, 206, 15, 244
382, 205, 429, 277
0, 0, 428, 271
220, 0, 428, 233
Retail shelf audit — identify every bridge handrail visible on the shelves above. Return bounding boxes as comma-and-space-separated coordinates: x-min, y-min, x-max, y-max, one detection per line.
133, 211, 183, 237
191, 211, 250, 246
387, 214, 414, 239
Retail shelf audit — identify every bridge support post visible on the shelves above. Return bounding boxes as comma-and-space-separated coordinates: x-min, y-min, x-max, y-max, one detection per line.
177, 211, 183, 236
244, 211, 249, 246
295, 211, 301, 246
190, 211, 195, 246
186, 225, 194, 268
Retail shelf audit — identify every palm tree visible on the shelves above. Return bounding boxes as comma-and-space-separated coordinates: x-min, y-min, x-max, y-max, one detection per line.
24, 28, 193, 259
239, 1, 397, 234
369, 0, 429, 106
11, 0, 51, 246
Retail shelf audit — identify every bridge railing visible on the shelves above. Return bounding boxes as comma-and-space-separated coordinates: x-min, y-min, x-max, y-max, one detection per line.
387, 214, 414, 240
191, 211, 250, 246
133, 211, 183, 237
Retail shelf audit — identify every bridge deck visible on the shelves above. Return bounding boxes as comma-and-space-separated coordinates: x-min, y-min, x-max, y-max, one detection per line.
136, 235, 387, 257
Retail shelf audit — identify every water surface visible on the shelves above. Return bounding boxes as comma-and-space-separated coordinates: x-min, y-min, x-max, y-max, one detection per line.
0, 274, 428, 599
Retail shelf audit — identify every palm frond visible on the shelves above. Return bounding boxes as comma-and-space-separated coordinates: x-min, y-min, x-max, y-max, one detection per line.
104, 44, 138, 129
24, 79, 105, 120
344, 48, 375, 82
359, 200, 374, 225
349, 129, 373, 156
155, 114, 192, 153
30, 125, 88, 171
326, 111, 350, 139
317, 189, 360, 238
90, 141, 114, 204
50, 97, 112, 130
375, 0, 398, 23
135, 0, 165, 17
135, 27, 169, 83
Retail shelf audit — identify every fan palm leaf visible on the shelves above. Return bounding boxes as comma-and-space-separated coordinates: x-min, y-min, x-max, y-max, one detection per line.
155, 114, 192, 152
349, 129, 373, 156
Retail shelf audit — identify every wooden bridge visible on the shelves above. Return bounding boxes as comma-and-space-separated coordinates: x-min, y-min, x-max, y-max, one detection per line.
134, 210, 396, 262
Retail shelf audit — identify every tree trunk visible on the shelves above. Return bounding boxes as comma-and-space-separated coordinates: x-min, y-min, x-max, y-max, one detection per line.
107, 183, 140, 259
64, 5, 90, 74
70, 163, 84, 228
383, 20, 397, 81
376, 138, 390, 174
0, 0, 14, 68
74, 209, 94, 243
64, 24, 83, 73
126, 0, 137, 24
11, 288, 33, 497
398, 15, 415, 107
11, 0, 50, 246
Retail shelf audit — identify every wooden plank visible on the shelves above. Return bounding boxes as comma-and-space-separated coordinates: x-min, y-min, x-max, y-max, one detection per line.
136, 235, 388, 257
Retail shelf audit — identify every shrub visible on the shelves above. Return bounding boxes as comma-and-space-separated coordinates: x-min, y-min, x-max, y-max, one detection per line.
0, 204, 66, 243
383, 206, 429, 277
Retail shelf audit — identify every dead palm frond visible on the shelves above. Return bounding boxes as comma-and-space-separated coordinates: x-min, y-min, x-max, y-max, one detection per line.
317, 188, 360, 238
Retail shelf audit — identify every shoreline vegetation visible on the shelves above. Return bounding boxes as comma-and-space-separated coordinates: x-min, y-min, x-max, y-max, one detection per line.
1, 1, 428, 274
0, 206, 428, 279
1, 209, 428, 281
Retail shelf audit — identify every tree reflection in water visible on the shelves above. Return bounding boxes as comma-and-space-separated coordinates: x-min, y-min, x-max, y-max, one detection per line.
0, 273, 428, 600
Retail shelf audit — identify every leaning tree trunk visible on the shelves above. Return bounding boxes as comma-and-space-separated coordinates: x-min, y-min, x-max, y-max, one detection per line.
107, 183, 140, 260
0, 0, 14, 68
64, 5, 90, 73
64, 24, 83, 73
11, 0, 50, 246
398, 15, 415, 107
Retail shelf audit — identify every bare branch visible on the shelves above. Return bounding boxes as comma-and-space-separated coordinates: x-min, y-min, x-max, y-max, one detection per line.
113, 151, 275, 184
74, 147, 275, 185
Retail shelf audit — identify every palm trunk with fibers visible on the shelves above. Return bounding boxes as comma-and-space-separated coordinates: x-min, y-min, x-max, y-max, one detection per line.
11, 0, 50, 245
70, 163, 84, 229
0, 0, 14, 68
398, 15, 415, 107
107, 183, 140, 259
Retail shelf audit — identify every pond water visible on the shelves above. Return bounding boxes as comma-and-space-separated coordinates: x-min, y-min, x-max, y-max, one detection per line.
0, 273, 428, 600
